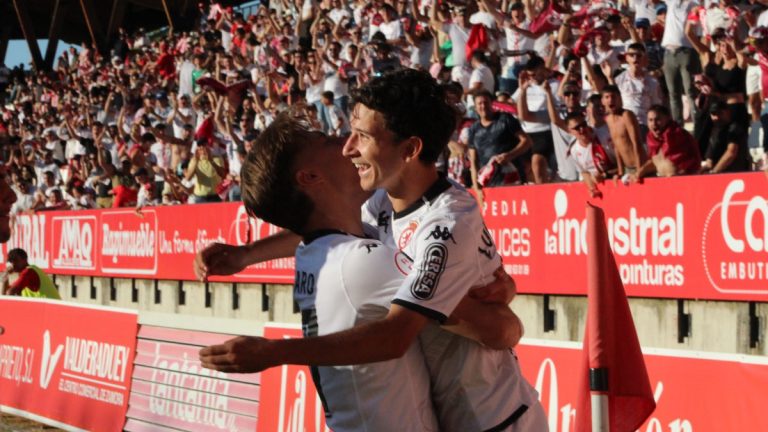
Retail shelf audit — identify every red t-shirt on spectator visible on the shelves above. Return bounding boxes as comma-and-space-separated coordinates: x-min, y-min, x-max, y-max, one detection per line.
646, 121, 702, 174
9, 267, 40, 294
112, 185, 138, 208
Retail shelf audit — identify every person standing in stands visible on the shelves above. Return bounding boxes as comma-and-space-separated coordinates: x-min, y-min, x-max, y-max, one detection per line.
0, 165, 16, 243
2, 248, 61, 299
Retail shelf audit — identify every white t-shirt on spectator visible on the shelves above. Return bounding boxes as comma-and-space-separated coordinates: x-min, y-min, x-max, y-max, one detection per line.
172, 107, 196, 138
178, 60, 196, 97
614, 71, 663, 125
661, 0, 697, 49
45, 140, 65, 163
469, 64, 495, 94
502, 21, 534, 78
632, 0, 658, 22
746, 64, 762, 97
569, 142, 600, 178
65, 138, 88, 160
329, 7, 351, 24
323, 63, 349, 98
380, 19, 404, 41
511, 79, 560, 133
441, 23, 469, 68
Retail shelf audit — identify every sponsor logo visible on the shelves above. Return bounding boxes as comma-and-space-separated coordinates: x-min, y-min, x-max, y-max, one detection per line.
702, 180, 768, 293
398, 221, 419, 250
8, 214, 49, 268
100, 210, 158, 275
544, 190, 685, 287
424, 225, 457, 244
0, 343, 35, 386
40, 330, 63, 390
149, 343, 236, 429
411, 244, 447, 300
52, 216, 96, 270
364, 243, 379, 254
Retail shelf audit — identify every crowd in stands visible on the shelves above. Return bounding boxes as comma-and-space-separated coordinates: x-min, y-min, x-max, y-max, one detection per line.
1, 0, 767, 214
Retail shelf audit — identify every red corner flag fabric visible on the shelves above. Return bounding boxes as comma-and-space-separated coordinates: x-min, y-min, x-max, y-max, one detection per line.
576, 204, 656, 432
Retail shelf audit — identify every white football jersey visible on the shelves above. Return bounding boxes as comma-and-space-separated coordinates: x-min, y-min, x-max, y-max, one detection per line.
362, 177, 544, 432
293, 229, 438, 432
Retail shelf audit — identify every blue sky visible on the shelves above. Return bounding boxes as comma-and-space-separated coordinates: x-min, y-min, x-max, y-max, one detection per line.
5, 39, 75, 68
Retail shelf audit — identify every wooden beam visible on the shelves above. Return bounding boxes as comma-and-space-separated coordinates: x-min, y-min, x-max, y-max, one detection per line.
11, 0, 44, 70
161, 0, 174, 32
44, 0, 67, 69
106, 0, 127, 40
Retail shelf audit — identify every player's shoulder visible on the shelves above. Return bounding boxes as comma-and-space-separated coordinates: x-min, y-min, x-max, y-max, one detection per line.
426, 179, 481, 222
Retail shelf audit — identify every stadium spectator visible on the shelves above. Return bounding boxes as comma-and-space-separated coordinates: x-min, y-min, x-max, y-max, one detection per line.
468, 90, 531, 201
640, 104, 702, 178
0, 0, 763, 222
602, 85, 647, 182
564, 111, 616, 197
702, 100, 752, 174
2, 248, 61, 299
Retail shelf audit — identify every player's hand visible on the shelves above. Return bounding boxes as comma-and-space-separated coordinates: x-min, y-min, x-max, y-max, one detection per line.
199, 336, 276, 373
194, 242, 251, 281
468, 266, 517, 304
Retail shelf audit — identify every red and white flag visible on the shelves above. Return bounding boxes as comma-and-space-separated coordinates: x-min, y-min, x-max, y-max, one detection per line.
576, 204, 656, 431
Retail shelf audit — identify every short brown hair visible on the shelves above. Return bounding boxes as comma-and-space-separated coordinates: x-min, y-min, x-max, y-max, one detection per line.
240, 112, 317, 234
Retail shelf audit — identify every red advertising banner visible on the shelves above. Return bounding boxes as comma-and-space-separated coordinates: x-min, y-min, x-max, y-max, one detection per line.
257, 324, 329, 432
0, 202, 295, 284
516, 339, 768, 431
0, 298, 138, 431
125, 325, 260, 432
0, 172, 765, 300
480, 172, 768, 300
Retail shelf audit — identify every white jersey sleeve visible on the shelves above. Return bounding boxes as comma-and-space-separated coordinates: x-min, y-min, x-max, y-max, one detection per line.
391, 213, 488, 323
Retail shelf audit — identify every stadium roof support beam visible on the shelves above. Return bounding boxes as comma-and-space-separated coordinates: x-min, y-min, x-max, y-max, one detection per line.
79, 0, 107, 53
106, 0, 127, 41
45, 0, 67, 70
161, 0, 174, 32
11, 0, 45, 70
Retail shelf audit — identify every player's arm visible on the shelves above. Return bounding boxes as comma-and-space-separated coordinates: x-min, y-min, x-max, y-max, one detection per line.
194, 230, 301, 280
200, 304, 428, 373
445, 296, 524, 349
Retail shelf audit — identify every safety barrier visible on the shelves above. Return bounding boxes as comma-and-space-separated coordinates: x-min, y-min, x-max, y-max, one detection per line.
1, 172, 766, 301
2, 298, 768, 431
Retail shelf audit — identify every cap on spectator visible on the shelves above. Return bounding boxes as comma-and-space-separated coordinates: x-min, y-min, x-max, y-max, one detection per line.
244, 132, 258, 142
635, 18, 651, 28
655, 3, 667, 14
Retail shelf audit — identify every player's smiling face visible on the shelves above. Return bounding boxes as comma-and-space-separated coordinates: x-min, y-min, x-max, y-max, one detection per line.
313, 134, 371, 208
343, 103, 406, 192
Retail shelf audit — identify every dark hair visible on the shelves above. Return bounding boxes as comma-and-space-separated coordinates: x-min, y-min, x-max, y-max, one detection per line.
350, 69, 455, 163
472, 89, 494, 102
586, 94, 602, 107
648, 104, 670, 117
601, 84, 621, 96
627, 42, 646, 52
140, 132, 156, 143
565, 111, 585, 122
470, 50, 487, 64
321, 90, 335, 101
509, 2, 525, 11
524, 55, 545, 70
240, 112, 317, 234
8, 248, 27, 261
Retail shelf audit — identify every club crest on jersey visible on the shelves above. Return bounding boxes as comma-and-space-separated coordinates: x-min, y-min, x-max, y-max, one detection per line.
399, 221, 419, 249
424, 225, 456, 244
411, 244, 447, 300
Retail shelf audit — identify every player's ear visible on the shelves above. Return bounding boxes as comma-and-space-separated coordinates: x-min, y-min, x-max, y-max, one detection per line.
401, 136, 423, 162
295, 168, 322, 188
